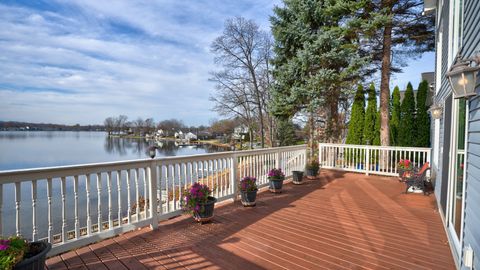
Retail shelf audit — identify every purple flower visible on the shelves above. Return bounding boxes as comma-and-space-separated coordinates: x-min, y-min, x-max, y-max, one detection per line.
0, 244, 9, 250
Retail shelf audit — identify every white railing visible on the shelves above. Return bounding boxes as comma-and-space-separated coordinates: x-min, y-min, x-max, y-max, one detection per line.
319, 143, 431, 177
0, 144, 307, 256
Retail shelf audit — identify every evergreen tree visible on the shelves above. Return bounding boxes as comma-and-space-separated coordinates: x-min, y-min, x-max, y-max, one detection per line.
363, 83, 377, 145
373, 109, 381, 145
346, 85, 365, 144
359, 0, 435, 146
390, 86, 401, 146
398, 82, 416, 146
270, 0, 368, 142
277, 118, 297, 146
415, 80, 430, 147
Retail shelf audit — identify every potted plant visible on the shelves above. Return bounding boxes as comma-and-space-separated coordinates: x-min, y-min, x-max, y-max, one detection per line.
239, 176, 258, 207
268, 168, 285, 193
292, 170, 304, 185
306, 160, 320, 179
181, 182, 217, 223
0, 236, 51, 270
398, 159, 413, 181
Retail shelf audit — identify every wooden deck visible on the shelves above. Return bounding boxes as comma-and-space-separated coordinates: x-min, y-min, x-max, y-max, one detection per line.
46, 170, 456, 270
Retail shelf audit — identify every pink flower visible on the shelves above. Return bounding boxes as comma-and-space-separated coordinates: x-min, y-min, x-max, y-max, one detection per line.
0, 244, 9, 250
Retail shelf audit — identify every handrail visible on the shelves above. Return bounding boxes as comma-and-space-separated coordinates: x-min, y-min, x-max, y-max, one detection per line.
0, 144, 307, 256
319, 143, 431, 177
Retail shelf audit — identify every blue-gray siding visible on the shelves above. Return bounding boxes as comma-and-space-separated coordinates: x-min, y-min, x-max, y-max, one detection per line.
434, 0, 480, 269
462, 0, 480, 268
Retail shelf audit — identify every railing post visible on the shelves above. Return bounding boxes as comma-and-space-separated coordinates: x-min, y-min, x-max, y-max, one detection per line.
230, 153, 238, 201
149, 160, 159, 230
276, 149, 282, 170
365, 146, 370, 176
318, 144, 322, 168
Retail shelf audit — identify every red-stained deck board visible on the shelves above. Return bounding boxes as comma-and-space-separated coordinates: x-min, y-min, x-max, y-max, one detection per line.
47, 170, 456, 270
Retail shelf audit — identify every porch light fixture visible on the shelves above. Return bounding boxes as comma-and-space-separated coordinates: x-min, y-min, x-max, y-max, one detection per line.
148, 146, 157, 159
446, 54, 480, 99
428, 104, 443, 120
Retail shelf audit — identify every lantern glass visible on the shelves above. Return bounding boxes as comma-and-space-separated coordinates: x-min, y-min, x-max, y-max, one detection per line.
428, 103, 443, 120
148, 147, 156, 159
447, 64, 479, 99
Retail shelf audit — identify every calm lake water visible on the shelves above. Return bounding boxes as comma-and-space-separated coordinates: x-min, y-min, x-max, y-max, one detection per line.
0, 131, 225, 171
0, 131, 227, 238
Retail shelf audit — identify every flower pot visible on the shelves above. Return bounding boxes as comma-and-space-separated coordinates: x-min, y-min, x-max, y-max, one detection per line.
292, 171, 304, 184
240, 190, 257, 207
269, 178, 284, 193
306, 169, 318, 179
14, 241, 52, 270
193, 196, 217, 223
356, 163, 364, 170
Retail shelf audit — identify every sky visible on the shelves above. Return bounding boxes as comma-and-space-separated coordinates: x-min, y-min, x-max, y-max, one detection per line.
0, 0, 434, 126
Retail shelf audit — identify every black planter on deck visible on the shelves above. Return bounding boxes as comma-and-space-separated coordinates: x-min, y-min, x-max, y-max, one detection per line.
193, 196, 217, 223
240, 190, 257, 206
306, 168, 319, 179
292, 171, 304, 184
269, 178, 284, 193
14, 241, 52, 270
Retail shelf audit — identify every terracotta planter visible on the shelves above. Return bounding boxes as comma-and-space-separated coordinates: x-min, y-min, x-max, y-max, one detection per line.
269, 178, 284, 193
193, 196, 217, 223
292, 171, 304, 185
14, 241, 51, 270
240, 190, 257, 207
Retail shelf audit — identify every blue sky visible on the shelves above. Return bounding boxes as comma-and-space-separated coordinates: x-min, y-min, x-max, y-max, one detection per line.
0, 1, 433, 126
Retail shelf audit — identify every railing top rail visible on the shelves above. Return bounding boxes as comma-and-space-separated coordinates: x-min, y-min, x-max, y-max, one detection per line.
318, 143, 431, 151
0, 144, 307, 183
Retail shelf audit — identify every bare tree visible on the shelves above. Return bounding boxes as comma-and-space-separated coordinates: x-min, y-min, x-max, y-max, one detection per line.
210, 17, 273, 148
104, 117, 115, 135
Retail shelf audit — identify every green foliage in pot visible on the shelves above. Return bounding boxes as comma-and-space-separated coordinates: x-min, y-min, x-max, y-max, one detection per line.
0, 236, 28, 270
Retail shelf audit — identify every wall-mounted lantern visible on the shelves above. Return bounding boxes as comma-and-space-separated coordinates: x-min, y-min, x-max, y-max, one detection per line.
428, 104, 443, 120
148, 146, 157, 159
446, 54, 480, 99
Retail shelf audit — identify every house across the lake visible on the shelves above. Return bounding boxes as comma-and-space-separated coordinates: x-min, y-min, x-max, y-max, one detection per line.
426, 0, 480, 268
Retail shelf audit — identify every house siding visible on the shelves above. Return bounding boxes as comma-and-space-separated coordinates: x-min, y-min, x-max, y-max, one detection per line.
433, 0, 480, 268
462, 0, 480, 268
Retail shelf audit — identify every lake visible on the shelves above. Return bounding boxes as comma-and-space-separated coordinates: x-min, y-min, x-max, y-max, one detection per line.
0, 131, 225, 171
0, 131, 227, 238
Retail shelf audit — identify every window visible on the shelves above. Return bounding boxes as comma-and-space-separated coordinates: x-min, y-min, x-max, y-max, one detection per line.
448, 0, 464, 66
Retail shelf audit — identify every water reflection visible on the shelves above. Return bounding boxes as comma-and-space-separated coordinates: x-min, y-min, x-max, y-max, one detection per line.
103, 137, 225, 157
0, 131, 228, 171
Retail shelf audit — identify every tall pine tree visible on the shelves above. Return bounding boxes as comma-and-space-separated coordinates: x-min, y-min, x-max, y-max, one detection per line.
359, 0, 434, 146
399, 82, 416, 146
415, 80, 430, 147
363, 83, 377, 145
346, 85, 365, 144
390, 86, 401, 146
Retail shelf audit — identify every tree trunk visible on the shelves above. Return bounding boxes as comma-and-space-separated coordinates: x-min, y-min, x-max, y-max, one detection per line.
380, 0, 393, 147
308, 112, 315, 159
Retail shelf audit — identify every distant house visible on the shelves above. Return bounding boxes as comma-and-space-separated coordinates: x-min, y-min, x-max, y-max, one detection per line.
174, 131, 184, 139
399, 72, 435, 106
185, 132, 197, 141
156, 129, 164, 137
426, 0, 480, 268
197, 131, 213, 140
232, 124, 249, 140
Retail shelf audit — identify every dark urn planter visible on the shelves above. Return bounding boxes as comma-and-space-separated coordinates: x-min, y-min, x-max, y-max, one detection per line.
306, 168, 319, 179
398, 168, 405, 180
240, 190, 257, 207
193, 196, 217, 223
269, 178, 284, 193
14, 241, 52, 270
292, 171, 304, 185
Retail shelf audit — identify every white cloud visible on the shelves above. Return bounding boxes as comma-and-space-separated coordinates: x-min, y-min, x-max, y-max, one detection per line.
0, 1, 280, 125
